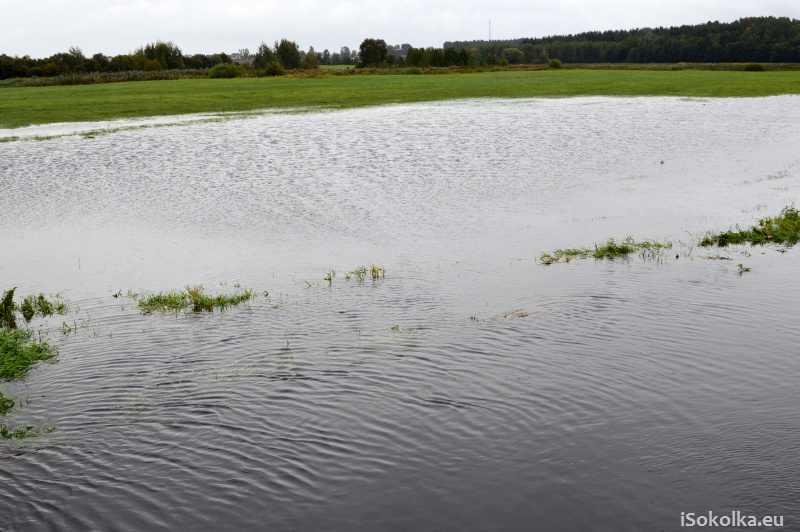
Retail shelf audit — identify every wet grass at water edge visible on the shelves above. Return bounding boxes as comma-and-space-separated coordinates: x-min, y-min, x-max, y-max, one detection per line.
0, 328, 57, 416
1, 287, 65, 425
0, 288, 68, 432
700, 206, 800, 247
540, 206, 798, 267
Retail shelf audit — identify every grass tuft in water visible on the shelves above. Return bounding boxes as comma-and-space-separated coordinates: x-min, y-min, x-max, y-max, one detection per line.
700, 206, 800, 247
136, 285, 255, 314
339, 264, 385, 281
136, 290, 189, 313
541, 238, 671, 263
370, 264, 386, 279
19, 295, 35, 321
186, 285, 255, 312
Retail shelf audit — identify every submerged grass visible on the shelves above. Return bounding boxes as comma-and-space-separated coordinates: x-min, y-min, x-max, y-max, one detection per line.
541, 238, 672, 264
135, 285, 255, 314
700, 206, 800, 247
1, 424, 56, 439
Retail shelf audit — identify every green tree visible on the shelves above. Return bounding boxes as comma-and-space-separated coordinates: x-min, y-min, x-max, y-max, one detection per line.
303, 52, 319, 69
359, 38, 388, 66
253, 42, 275, 69
521, 44, 536, 64
275, 39, 302, 70
92, 53, 109, 69
106, 54, 137, 72
134, 41, 183, 69
340, 46, 352, 65
185, 54, 212, 69
405, 47, 424, 66
11, 57, 30, 77
209, 53, 232, 66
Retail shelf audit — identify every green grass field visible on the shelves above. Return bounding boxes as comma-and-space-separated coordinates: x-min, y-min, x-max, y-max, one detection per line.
2, 69, 799, 129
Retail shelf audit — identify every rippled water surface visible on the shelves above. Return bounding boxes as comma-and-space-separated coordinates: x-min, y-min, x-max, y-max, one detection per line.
1, 97, 799, 531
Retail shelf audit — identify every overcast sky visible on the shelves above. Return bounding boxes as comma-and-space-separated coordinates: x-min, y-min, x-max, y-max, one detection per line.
2, 1, 799, 58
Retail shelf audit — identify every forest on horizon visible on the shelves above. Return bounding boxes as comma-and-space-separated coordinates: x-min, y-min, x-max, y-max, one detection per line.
446, 16, 800, 64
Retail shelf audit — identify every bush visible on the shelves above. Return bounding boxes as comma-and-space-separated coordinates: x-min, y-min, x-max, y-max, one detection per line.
549, 59, 562, 69
406, 66, 422, 75
743, 62, 766, 72
143, 59, 163, 71
263, 62, 285, 77
208, 63, 245, 78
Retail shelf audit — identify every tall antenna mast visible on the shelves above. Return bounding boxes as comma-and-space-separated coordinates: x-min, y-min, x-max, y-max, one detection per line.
489, 19, 491, 42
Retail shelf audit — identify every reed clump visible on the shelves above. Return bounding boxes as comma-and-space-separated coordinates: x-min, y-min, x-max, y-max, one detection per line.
700, 206, 800, 247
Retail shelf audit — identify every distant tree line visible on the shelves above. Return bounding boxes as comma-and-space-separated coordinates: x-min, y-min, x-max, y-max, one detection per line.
444, 17, 800, 64
0, 41, 239, 80
1, 39, 370, 80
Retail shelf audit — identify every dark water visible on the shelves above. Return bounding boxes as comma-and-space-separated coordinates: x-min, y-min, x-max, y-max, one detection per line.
1, 97, 799, 531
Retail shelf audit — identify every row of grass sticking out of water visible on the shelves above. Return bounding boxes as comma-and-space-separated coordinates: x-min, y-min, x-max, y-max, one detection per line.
699, 206, 800, 247
135, 285, 255, 314
540, 205, 799, 265
1, 288, 68, 329
540, 238, 672, 264
324, 264, 386, 283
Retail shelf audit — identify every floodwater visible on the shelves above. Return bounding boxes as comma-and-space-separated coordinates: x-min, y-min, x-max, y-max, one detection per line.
1, 97, 799, 531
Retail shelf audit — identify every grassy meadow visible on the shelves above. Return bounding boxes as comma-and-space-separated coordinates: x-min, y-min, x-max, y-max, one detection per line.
1, 69, 800, 129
